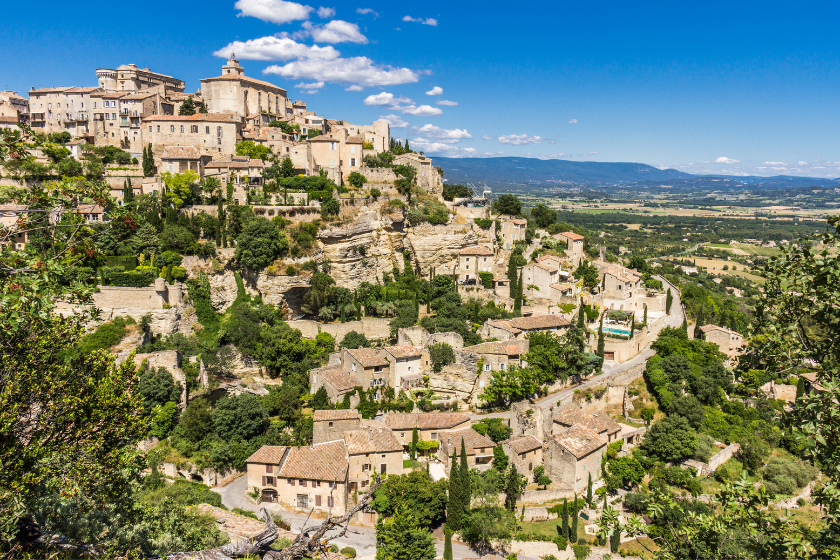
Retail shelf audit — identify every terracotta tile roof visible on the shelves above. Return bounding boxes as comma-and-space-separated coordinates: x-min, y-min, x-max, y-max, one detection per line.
245, 445, 289, 464
279, 441, 348, 481
699, 324, 742, 337
347, 135, 364, 144
95, 92, 130, 99
347, 348, 389, 368
121, 92, 156, 100
459, 245, 494, 256
484, 319, 522, 335
504, 434, 542, 455
386, 412, 471, 431
343, 427, 402, 454
205, 156, 265, 169
30, 86, 74, 93
438, 428, 496, 456
534, 261, 560, 273
604, 264, 641, 284
161, 146, 201, 159
0, 116, 19, 124
383, 345, 422, 358
558, 231, 585, 241
313, 409, 361, 422
504, 217, 527, 225
537, 254, 564, 265
467, 340, 527, 356
142, 113, 242, 123
509, 315, 570, 330
314, 366, 358, 393
552, 424, 607, 458
200, 73, 287, 94
75, 204, 105, 214
553, 408, 621, 436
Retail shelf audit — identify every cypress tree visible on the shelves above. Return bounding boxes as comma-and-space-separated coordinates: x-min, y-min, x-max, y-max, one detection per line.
513, 269, 523, 316
504, 465, 520, 511
681, 316, 688, 333
695, 306, 705, 339
666, 288, 673, 314
571, 494, 579, 540
630, 315, 635, 338
507, 253, 518, 297
447, 452, 461, 530
561, 498, 569, 540
143, 143, 154, 177
643, 303, 648, 325
411, 427, 419, 460
577, 306, 585, 329
198, 100, 209, 114
597, 315, 605, 359
796, 377, 805, 399
610, 528, 620, 552
443, 527, 453, 560
587, 473, 593, 505
459, 439, 470, 511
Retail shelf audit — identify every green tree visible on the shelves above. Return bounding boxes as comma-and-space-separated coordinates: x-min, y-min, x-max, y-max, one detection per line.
262, 383, 302, 423
504, 464, 521, 511
150, 401, 179, 439
235, 140, 272, 161
280, 156, 295, 178
375, 507, 436, 560
642, 415, 697, 463
534, 465, 552, 489
177, 399, 213, 444
429, 342, 456, 373
561, 498, 569, 539
461, 504, 518, 552
531, 203, 556, 228
587, 473, 593, 505
494, 194, 522, 216
492, 445, 509, 473
320, 196, 340, 219
212, 393, 269, 441
571, 494, 579, 540
666, 288, 673, 314
179, 96, 196, 116
513, 268, 523, 316
393, 164, 417, 205
123, 177, 134, 204
312, 385, 330, 410
597, 314, 605, 359
347, 171, 367, 189
443, 526, 453, 560
143, 143, 155, 177
479, 365, 540, 408
605, 456, 645, 491
235, 217, 288, 271
341, 330, 370, 349
459, 439, 471, 512
574, 260, 599, 289
161, 169, 200, 208
138, 366, 182, 415
473, 418, 513, 443
198, 100, 208, 113
371, 470, 448, 527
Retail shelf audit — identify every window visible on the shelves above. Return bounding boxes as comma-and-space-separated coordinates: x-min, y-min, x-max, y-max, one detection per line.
431, 432, 437, 440
105, 113, 109, 120
180, 125, 184, 133
329, 141, 337, 151
264, 476, 275, 486
315, 495, 321, 507
191, 125, 198, 133
300, 479, 307, 487
217, 126, 222, 137
499, 362, 506, 371
314, 481, 320, 488
328, 421, 333, 427
484, 363, 491, 371
288, 479, 295, 486
148, 126, 152, 132
170, 125, 175, 133
157, 125, 160, 132
350, 158, 356, 167
350, 145, 356, 154
93, 102, 97, 108
400, 432, 405, 438
381, 463, 387, 474
362, 463, 370, 471
206, 126, 210, 133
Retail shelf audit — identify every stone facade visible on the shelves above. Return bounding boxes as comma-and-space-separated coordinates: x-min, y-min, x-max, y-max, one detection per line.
96, 64, 184, 92
201, 58, 288, 119
28, 86, 100, 135
543, 425, 607, 492
499, 216, 526, 250
502, 435, 543, 476
143, 113, 243, 155
393, 152, 441, 194
312, 409, 362, 443
700, 324, 745, 359
554, 231, 585, 266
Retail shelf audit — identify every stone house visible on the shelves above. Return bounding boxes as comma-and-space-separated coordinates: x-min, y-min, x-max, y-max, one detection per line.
159, 146, 212, 176
501, 434, 543, 476
340, 348, 390, 399
468, 339, 529, 393
699, 324, 745, 360
499, 216, 527, 250
0, 91, 28, 120
543, 424, 607, 492
552, 407, 622, 443
522, 255, 570, 297
385, 412, 471, 451
553, 231, 585, 266
457, 245, 494, 282
312, 409, 362, 444
600, 264, 642, 302
393, 152, 440, 193
143, 113, 243, 155
203, 156, 265, 202
436, 428, 496, 471
245, 441, 349, 513
201, 57, 288, 120
478, 315, 570, 340
308, 129, 364, 184
310, 365, 359, 408
0, 115, 20, 130
381, 345, 423, 390
29, 86, 101, 136
96, 64, 184, 92
343, 427, 403, 492
0, 204, 28, 249
74, 204, 107, 223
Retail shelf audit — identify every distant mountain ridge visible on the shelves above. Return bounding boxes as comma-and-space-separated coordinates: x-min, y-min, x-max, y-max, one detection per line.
433, 156, 840, 190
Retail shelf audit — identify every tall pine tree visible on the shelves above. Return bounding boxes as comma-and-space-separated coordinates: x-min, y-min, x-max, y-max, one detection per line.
561, 498, 569, 539
198, 99, 208, 113
411, 427, 419, 460
447, 452, 463, 530
571, 494, 579, 541
179, 95, 196, 116
513, 269, 523, 316
666, 288, 673, 314
142, 143, 154, 177
459, 439, 470, 511
586, 473, 593, 505
122, 177, 134, 204
504, 465, 520, 511
596, 314, 605, 359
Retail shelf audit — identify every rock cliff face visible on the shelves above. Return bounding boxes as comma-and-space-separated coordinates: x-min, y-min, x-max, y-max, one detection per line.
426, 349, 479, 404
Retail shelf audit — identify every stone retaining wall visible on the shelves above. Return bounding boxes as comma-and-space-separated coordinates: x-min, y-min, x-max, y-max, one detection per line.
287, 317, 392, 341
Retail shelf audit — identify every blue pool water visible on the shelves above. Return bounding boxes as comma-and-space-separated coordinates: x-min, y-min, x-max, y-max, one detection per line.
604, 327, 630, 335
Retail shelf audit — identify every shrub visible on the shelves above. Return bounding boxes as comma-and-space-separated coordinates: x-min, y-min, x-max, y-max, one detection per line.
232, 508, 258, 519
286, 265, 297, 276
577, 537, 587, 544
763, 458, 819, 496
340, 547, 357, 558
474, 218, 493, 229
478, 271, 494, 289
369, 188, 381, 200
571, 544, 590, 560
554, 535, 567, 550
108, 269, 158, 287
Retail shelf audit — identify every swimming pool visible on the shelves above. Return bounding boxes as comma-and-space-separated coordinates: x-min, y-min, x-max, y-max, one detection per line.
603, 327, 631, 336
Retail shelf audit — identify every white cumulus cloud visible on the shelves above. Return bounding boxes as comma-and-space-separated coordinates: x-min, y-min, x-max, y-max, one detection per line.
234, 0, 312, 24
316, 6, 334, 17
765, 161, 787, 166
265, 56, 419, 87
401, 104, 442, 116
715, 156, 740, 164
363, 92, 412, 107
568, 119, 578, 124
414, 124, 471, 143
345, 84, 364, 91
356, 7, 378, 16
410, 138, 476, 156
498, 134, 543, 145
213, 36, 339, 61
425, 86, 443, 95
436, 100, 457, 106
403, 15, 438, 26
378, 114, 409, 128
298, 20, 368, 43
482, 135, 493, 140
295, 81, 324, 89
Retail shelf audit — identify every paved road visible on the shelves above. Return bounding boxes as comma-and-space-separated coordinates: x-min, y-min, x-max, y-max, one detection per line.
471, 275, 684, 421
215, 475, 540, 560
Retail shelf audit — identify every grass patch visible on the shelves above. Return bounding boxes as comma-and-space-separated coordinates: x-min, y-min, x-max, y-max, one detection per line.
617, 537, 659, 558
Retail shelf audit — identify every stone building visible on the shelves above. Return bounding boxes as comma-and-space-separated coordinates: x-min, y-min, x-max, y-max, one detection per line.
499, 216, 526, 250
308, 129, 365, 184
468, 339, 528, 394
478, 315, 570, 340
96, 64, 184, 92
457, 245, 494, 282
340, 348, 390, 399
201, 57, 288, 120
0, 91, 28, 120
385, 412, 471, 451
203, 156, 265, 202
381, 345, 423, 390
436, 428, 496, 471
312, 409, 362, 444
28, 86, 100, 135
343, 427, 403, 492
501, 434, 543, 476
552, 407, 622, 443
393, 152, 441, 193
310, 365, 359, 407
699, 324, 745, 360
522, 255, 570, 297
553, 231, 585, 266
245, 441, 349, 513
160, 146, 212, 175
543, 424, 607, 492
142, 113, 243, 155
0, 204, 29, 249
0, 116, 20, 131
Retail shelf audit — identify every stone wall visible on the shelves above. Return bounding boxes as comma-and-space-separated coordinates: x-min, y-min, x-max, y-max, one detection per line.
425, 349, 479, 405
397, 325, 430, 346
708, 443, 741, 471
159, 462, 242, 487
359, 167, 397, 184
287, 317, 392, 342
92, 282, 183, 310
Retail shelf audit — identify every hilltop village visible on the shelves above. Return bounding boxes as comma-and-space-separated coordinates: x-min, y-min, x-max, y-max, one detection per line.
0, 62, 822, 560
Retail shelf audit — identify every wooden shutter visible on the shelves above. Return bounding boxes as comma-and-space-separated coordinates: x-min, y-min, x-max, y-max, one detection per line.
315, 495, 321, 506
262, 476, 267, 486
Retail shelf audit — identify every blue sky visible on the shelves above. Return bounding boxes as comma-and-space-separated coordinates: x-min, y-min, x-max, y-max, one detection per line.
6, 0, 840, 177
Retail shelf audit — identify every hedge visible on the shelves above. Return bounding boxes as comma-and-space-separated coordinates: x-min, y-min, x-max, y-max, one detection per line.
478, 271, 494, 289
108, 269, 158, 287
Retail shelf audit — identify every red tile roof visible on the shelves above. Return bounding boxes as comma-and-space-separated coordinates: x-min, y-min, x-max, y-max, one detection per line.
438, 428, 496, 457
459, 245, 494, 256
344, 428, 402, 454
552, 424, 607, 458
509, 315, 570, 330
279, 441, 348, 481
558, 231, 585, 241
386, 412, 471, 431
467, 340, 527, 356
161, 146, 201, 159
553, 408, 621, 436
504, 434, 542, 455
313, 409, 361, 422
383, 345, 422, 359
315, 366, 358, 393
347, 348, 389, 368
245, 445, 288, 464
